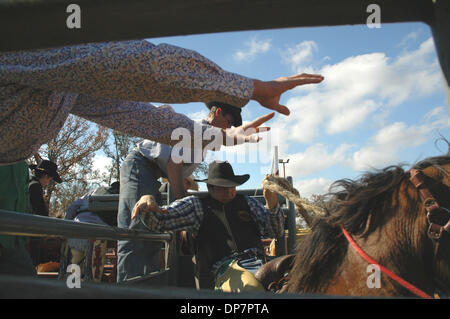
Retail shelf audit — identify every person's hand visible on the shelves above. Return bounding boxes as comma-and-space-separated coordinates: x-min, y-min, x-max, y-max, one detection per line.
222, 112, 274, 145
262, 174, 278, 209
131, 195, 167, 220
252, 73, 324, 115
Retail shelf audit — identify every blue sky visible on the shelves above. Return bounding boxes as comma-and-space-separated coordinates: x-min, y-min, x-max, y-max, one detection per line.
94, 22, 450, 196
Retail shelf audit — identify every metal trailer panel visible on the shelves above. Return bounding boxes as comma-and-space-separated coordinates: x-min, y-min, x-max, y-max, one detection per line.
0, 0, 448, 107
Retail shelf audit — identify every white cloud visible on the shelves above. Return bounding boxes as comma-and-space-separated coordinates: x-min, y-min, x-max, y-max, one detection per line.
326, 100, 379, 134
423, 106, 450, 129
283, 40, 318, 73
424, 106, 446, 121
397, 31, 420, 48
294, 177, 334, 198
273, 37, 442, 145
278, 105, 449, 178
350, 110, 450, 171
206, 125, 275, 165
378, 38, 440, 106
373, 122, 424, 146
286, 143, 353, 178
187, 109, 209, 122
351, 145, 399, 171
233, 37, 272, 62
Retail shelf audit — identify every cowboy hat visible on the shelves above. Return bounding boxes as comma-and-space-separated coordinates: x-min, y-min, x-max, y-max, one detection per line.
205, 101, 242, 127
196, 161, 249, 187
29, 160, 62, 183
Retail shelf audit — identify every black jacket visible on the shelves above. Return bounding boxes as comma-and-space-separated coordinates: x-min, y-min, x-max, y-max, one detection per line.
194, 194, 264, 289
28, 177, 48, 216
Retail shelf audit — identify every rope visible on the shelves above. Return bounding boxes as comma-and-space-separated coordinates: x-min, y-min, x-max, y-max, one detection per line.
340, 224, 433, 299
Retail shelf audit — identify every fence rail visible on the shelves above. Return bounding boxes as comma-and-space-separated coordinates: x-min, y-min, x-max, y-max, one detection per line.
0, 209, 172, 243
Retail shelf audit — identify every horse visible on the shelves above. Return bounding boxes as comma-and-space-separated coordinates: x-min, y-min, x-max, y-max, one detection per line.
281, 155, 450, 298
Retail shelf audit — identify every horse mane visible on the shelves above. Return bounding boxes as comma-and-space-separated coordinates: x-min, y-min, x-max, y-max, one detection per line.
287, 154, 450, 294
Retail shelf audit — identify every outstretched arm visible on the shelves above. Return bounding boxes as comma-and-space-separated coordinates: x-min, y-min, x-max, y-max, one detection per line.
73, 97, 274, 148
1, 40, 252, 107
3, 40, 323, 115
0, 40, 324, 163
131, 194, 204, 234
252, 73, 324, 115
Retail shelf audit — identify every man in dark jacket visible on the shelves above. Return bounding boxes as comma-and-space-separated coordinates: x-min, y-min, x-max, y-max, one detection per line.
117, 102, 243, 283
131, 161, 284, 290
28, 160, 62, 216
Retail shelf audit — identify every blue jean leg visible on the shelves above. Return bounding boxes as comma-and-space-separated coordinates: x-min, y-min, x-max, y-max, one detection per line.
237, 257, 264, 275
117, 151, 163, 282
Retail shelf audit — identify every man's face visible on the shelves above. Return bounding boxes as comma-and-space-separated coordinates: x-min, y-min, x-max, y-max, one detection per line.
40, 174, 53, 187
208, 185, 237, 204
210, 108, 234, 129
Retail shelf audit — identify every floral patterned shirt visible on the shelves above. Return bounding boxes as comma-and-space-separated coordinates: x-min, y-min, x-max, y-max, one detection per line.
0, 40, 254, 164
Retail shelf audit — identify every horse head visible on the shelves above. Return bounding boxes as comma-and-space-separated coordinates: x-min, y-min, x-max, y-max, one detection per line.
284, 155, 450, 298
410, 156, 450, 296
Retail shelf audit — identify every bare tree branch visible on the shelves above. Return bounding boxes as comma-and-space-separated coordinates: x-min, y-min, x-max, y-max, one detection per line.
33, 115, 109, 217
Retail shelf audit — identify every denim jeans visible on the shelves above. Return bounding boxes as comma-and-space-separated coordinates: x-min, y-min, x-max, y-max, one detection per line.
117, 150, 163, 282
212, 248, 266, 277
237, 256, 265, 275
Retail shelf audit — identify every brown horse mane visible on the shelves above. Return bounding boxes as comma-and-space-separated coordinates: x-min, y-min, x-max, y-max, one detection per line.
287, 155, 450, 294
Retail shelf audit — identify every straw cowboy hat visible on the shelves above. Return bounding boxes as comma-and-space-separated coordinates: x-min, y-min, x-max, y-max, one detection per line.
196, 161, 249, 187
29, 159, 62, 183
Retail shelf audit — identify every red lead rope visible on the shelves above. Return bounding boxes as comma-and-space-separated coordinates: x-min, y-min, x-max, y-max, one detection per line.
340, 224, 433, 299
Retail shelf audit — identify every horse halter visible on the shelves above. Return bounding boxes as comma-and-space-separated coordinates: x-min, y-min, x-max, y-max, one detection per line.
409, 168, 450, 258
339, 167, 449, 299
